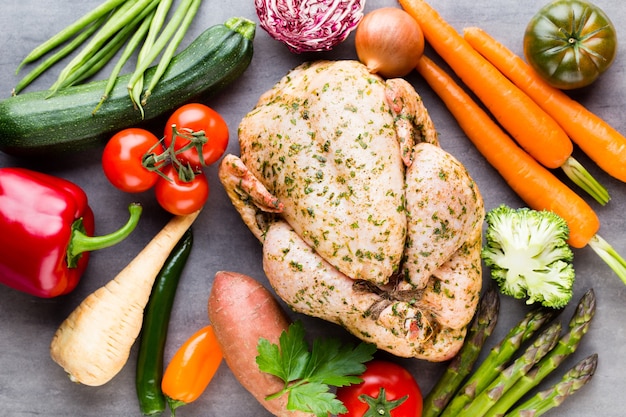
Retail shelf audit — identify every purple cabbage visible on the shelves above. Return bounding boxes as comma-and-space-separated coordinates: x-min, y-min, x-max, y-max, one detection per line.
255, 0, 366, 53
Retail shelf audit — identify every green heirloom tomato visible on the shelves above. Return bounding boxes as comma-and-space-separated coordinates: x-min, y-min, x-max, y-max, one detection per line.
523, 0, 617, 90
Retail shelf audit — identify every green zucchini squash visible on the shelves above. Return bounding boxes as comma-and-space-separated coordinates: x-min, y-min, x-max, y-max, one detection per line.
0, 17, 255, 157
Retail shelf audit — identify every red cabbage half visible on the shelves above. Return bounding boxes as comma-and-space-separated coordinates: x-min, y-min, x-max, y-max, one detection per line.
255, 0, 366, 53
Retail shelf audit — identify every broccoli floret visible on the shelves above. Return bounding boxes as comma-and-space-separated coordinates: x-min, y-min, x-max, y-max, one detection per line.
481, 205, 575, 309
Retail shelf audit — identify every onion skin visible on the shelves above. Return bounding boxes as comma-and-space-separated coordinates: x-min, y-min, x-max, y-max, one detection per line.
355, 7, 425, 78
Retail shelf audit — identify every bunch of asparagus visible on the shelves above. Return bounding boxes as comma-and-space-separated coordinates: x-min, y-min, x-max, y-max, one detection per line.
422, 287, 598, 417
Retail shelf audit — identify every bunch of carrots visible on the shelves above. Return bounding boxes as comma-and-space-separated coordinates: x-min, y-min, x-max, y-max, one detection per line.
398, 0, 626, 284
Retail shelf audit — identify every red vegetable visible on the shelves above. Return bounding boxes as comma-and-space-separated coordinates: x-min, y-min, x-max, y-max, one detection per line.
102, 128, 164, 193
336, 360, 423, 417
254, 0, 366, 53
0, 167, 142, 298
162, 103, 229, 170
155, 164, 209, 215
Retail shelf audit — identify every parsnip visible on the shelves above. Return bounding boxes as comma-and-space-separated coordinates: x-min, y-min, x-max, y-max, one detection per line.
50, 210, 200, 386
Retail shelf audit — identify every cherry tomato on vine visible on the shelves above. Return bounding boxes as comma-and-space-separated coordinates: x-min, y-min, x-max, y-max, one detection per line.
155, 165, 209, 215
102, 128, 164, 193
163, 103, 229, 169
523, 0, 617, 90
336, 360, 422, 417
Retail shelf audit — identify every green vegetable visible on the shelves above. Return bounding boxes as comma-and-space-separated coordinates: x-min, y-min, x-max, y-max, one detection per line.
506, 353, 598, 417
93, 9, 155, 114
143, 0, 201, 105
524, 0, 617, 90
135, 229, 193, 416
422, 287, 500, 417
127, 0, 201, 114
461, 321, 562, 416
48, 0, 161, 95
256, 320, 377, 417
439, 307, 556, 417
485, 288, 596, 416
0, 17, 255, 157
482, 204, 575, 308
13, 15, 106, 95
15, 0, 126, 74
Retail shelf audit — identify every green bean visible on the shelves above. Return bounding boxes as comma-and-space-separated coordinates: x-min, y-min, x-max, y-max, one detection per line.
13, 15, 107, 95
126, 0, 194, 97
93, 11, 155, 114
56, 9, 148, 91
143, 0, 202, 105
50, 0, 158, 95
16, 0, 127, 71
129, 0, 173, 113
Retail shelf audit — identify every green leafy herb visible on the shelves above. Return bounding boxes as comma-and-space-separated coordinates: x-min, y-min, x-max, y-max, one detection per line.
256, 320, 376, 416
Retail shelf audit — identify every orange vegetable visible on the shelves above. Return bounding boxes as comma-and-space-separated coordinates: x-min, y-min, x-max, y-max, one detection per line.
398, 0, 607, 205
463, 26, 626, 184
415, 55, 626, 283
161, 325, 223, 415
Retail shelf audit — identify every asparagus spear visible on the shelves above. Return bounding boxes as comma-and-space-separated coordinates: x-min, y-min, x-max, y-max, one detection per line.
485, 289, 596, 417
422, 287, 500, 417
439, 307, 557, 417
505, 353, 598, 417
461, 321, 562, 416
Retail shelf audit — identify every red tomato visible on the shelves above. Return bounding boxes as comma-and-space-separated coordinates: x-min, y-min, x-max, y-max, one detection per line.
163, 103, 229, 169
155, 165, 209, 215
336, 360, 423, 417
102, 128, 163, 193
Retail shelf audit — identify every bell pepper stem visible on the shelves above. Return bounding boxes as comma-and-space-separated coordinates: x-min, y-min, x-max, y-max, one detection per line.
66, 202, 143, 268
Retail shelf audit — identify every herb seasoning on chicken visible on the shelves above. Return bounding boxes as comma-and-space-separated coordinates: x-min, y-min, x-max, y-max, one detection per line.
219, 60, 484, 361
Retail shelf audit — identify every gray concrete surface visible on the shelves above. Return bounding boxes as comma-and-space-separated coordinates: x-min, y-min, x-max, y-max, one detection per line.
1, 0, 625, 416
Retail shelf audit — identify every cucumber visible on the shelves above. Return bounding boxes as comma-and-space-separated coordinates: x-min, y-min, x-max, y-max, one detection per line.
0, 17, 255, 157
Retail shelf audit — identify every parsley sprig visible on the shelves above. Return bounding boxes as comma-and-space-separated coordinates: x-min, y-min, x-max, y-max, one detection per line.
256, 320, 377, 416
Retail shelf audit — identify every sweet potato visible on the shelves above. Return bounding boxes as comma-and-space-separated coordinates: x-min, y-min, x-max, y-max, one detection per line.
207, 271, 313, 417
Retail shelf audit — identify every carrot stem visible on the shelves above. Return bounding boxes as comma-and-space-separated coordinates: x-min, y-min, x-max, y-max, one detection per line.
560, 157, 610, 206
587, 235, 626, 285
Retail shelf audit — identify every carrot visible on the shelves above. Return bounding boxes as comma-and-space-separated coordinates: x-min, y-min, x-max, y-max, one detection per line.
415, 55, 626, 283
463, 26, 626, 184
49, 210, 201, 386
398, 0, 608, 205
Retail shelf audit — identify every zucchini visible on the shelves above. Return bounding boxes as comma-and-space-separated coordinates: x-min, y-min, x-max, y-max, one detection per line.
0, 17, 255, 157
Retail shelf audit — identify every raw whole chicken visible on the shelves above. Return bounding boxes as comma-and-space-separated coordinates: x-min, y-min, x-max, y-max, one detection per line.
219, 60, 484, 361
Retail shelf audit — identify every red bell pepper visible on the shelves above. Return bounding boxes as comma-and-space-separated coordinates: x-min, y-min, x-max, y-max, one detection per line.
0, 167, 142, 298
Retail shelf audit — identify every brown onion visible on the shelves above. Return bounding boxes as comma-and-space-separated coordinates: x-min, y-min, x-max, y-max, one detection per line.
355, 7, 425, 78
